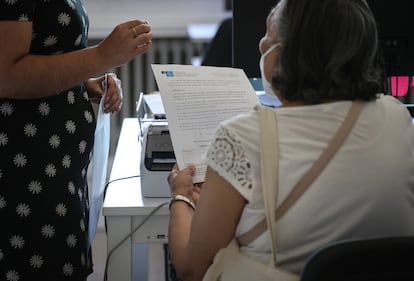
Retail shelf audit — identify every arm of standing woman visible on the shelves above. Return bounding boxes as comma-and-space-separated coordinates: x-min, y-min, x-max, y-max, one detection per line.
0, 19, 152, 99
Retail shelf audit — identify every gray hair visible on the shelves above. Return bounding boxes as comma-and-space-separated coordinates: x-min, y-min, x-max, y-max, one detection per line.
271, 0, 381, 103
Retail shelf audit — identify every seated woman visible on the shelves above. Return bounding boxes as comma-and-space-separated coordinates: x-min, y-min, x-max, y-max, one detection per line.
167, 0, 414, 280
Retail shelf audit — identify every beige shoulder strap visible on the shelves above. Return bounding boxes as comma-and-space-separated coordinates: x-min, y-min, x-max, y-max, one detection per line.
238, 101, 364, 246
258, 104, 280, 266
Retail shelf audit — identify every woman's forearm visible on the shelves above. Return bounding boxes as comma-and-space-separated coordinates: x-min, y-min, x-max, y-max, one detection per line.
168, 202, 197, 281
0, 19, 152, 99
0, 46, 109, 99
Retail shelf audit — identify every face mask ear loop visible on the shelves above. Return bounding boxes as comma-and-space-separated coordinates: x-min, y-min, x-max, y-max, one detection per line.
260, 43, 281, 97
262, 43, 281, 58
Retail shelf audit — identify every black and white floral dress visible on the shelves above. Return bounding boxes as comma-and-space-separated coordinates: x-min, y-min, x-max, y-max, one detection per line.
0, 1, 95, 280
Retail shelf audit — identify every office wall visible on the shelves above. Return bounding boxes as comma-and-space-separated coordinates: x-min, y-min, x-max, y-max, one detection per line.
83, 0, 232, 156
83, 0, 231, 39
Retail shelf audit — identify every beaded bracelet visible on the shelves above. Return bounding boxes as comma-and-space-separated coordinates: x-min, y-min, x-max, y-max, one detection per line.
169, 195, 195, 210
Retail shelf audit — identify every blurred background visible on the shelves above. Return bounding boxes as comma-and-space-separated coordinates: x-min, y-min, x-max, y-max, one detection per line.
84, 0, 233, 154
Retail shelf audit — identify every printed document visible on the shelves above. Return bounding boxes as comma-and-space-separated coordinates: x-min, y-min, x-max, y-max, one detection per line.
151, 64, 260, 183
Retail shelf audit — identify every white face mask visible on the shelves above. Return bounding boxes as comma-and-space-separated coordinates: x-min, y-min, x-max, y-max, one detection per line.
259, 43, 280, 97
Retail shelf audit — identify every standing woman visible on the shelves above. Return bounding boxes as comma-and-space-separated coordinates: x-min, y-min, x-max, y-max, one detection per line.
0, 0, 152, 280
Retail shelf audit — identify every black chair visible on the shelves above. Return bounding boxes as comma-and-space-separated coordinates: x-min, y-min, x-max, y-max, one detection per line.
201, 18, 232, 68
300, 236, 414, 281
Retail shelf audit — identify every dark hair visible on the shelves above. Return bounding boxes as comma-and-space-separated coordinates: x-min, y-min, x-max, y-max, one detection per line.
272, 0, 382, 103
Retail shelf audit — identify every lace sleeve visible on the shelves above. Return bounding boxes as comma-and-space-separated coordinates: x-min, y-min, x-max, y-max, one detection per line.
205, 124, 254, 199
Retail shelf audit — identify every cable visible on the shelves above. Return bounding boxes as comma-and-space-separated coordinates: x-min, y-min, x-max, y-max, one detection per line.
102, 175, 141, 234
103, 200, 169, 281
103, 175, 140, 200
101, 175, 169, 281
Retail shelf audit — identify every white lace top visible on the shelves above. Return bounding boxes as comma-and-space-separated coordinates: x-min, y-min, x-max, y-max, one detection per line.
205, 94, 414, 273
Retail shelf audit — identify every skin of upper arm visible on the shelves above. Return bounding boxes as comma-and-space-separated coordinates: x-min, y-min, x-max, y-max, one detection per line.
0, 21, 33, 97
185, 167, 246, 280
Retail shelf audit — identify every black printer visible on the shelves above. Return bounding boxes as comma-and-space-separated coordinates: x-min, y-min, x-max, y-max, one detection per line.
140, 123, 176, 197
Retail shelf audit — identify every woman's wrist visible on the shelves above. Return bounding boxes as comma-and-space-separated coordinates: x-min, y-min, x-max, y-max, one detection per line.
169, 194, 195, 210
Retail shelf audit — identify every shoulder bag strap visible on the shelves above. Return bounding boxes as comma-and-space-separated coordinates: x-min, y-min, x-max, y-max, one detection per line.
238, 101, 364, 246
257, 104, 280, 266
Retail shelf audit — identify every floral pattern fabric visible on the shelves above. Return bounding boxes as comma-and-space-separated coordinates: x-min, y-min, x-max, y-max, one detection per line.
207, 125, 253, 191
0, 1, 94, 280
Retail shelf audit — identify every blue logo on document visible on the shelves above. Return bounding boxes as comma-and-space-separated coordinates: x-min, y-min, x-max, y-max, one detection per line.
161, 71, 174, 77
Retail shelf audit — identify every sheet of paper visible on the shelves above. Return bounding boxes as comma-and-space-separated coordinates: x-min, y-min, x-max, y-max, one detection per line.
89, 95, 110, 246
143, 92, 166, 118
151, 64, 260, 183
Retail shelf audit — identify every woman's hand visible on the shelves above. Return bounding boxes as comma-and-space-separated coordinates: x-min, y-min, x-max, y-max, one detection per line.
168, 164, 202, 205
85, 73, 123, 113
96, 20, 152, 68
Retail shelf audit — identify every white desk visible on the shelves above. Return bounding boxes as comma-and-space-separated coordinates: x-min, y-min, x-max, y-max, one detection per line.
103, 118, 171, 281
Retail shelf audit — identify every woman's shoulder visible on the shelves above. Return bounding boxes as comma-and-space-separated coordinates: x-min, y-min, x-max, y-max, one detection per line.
218, 107, 261, 138
209, 107, 262, 166
375, 94, 412, 120
376, 93, 406, 106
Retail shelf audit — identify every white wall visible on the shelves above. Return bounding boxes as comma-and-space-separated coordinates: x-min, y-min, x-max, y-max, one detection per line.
83, 0, 232, 39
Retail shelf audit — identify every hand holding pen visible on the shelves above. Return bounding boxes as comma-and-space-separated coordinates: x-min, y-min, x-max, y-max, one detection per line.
102, 73, 123, 114
85, 73, 123, 113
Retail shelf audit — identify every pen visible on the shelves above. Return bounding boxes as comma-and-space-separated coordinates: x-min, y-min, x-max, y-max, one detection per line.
104, 73, 108, 94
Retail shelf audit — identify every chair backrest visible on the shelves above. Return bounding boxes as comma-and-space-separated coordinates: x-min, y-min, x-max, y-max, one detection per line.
300, 236, 414, 281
